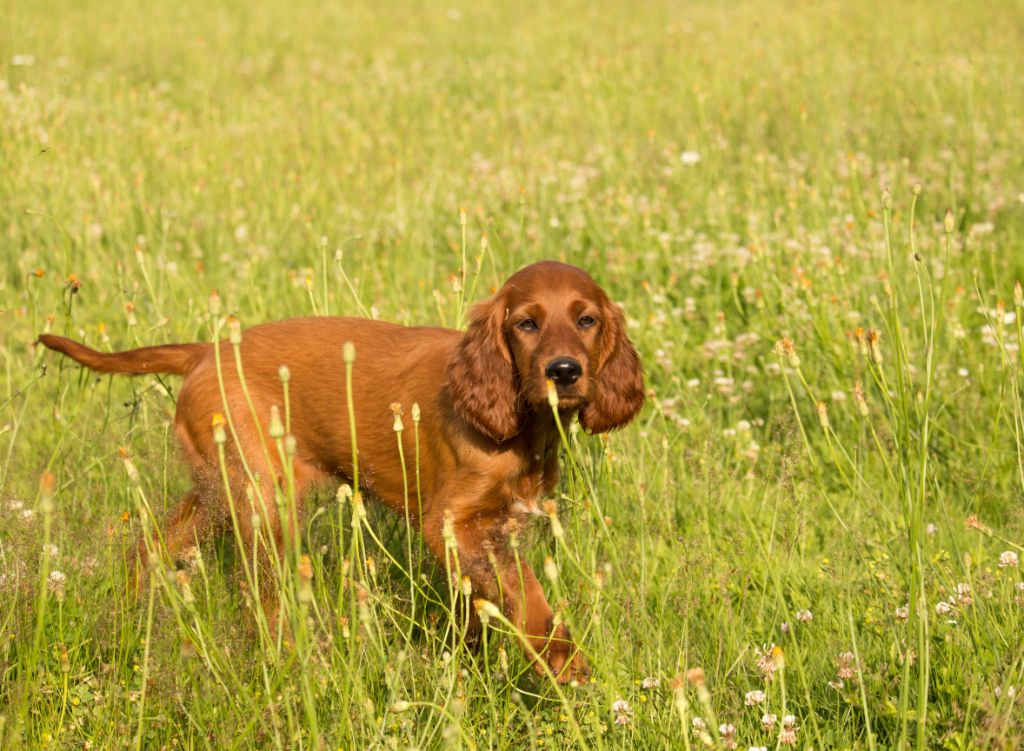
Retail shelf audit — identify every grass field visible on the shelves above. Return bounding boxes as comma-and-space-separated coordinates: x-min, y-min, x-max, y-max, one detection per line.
3, 0, 1024, 748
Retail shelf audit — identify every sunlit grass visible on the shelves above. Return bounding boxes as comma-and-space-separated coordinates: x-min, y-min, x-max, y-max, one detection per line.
2, 0, 1024, 748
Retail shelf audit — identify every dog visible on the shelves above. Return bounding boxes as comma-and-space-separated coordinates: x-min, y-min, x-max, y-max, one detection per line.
38, 260, 644, 683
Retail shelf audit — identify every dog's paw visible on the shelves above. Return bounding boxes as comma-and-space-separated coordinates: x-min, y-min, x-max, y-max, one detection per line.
535, 622, 590, 685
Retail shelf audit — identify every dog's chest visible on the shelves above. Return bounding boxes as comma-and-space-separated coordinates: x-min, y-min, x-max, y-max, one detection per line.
507, 449, 559, 517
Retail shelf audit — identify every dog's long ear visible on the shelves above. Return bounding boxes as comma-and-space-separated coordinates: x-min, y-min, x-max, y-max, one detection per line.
579, 298, 645, 434
446, 296, 521, 442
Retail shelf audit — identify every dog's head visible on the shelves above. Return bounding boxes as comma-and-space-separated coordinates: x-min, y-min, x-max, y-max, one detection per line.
446, 260, 645, 442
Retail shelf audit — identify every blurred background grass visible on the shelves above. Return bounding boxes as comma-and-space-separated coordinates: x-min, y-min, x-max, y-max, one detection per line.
2, 0, 1024, 748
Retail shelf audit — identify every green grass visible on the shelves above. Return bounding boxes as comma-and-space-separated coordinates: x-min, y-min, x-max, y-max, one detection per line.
3, 0, 1024, 748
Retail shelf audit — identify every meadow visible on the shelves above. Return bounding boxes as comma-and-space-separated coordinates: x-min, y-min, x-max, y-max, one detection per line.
2, 0, 1024, 748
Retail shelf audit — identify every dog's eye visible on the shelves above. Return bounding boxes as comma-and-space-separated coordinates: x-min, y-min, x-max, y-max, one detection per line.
517, 318, 539, 332
577, 315, 597, 330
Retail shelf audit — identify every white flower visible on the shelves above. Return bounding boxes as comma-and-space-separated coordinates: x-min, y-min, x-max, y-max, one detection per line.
692, 716, 707, 732
935, 600, 954, 616
836, 652, 856, 680
47, 570, 67, 600
680, 150, 702, 165
795, 609, 812, 623
895, 605, 909, 622
12, 54, 36, 67
779, 715, 798, 745
761, 712, 777, 730
745, 690, 766, 705
43, 544, 59, 559
641, 676, 660, 689
999, 551, 1019, 568
611, 698, 631, 725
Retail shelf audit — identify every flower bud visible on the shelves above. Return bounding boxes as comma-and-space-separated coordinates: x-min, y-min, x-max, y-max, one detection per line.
867, 330, 883, 365
543, 556, 559, 582
546, 379, 559, 409
211, 413, 227, 444
816, 401, 830, 430
268, 405, 284, 439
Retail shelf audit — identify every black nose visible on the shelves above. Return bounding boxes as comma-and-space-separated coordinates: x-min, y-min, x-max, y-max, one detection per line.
545, 358, 583, 385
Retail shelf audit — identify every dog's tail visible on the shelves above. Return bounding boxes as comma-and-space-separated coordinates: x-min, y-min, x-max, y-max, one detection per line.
37, 334, 211, 376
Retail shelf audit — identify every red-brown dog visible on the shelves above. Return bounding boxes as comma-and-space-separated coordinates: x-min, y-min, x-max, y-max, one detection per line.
39, 260, 644, 682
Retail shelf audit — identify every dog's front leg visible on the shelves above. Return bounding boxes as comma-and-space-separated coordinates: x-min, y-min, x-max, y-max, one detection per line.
422, 506, 589, 684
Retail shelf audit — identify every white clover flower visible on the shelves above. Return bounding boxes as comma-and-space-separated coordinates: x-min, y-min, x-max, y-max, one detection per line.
795, 609, 812, 623
692, 716, 707, 732
745, 690, 766, 705
998, 551, 1019, 568
680, 150, 702, 165
895, 605, 909, 622
47, 570, 67, 600
611, 698, 632, 725
779, 714, 798, 745
935, 600, 954, 616
641, 676, 660, 689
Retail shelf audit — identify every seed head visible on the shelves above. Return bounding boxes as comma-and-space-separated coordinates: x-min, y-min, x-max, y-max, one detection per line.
297, 554, 313, 582
867, 329, 883, 364
211, 413, 227, 444
543, 556, 559, 582
268, 405, 284, 439
546, 379, 559, 409
853, 381, 869, 416
543, 500, 564, 539
773, 338, 799, 368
